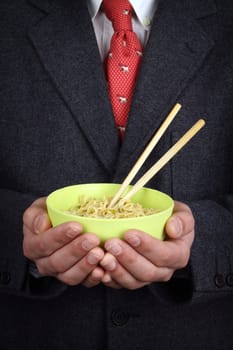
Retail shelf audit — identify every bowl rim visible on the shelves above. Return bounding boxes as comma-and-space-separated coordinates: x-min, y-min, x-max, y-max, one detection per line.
46, 183, 174, 223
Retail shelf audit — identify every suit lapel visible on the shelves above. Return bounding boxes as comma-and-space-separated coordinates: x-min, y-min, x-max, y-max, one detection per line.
28, 0, 120, 174
113, 0, 216, 182
27, 0, 217, 181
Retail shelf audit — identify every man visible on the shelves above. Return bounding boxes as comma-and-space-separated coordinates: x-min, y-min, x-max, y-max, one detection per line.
0, 0, 233, 349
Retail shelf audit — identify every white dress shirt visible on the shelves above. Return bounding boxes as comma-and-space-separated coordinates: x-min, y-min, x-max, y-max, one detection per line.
87, 0, 158, 60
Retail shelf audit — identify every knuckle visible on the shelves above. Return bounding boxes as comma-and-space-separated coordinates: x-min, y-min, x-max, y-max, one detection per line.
157, 253, 171, 267
125, 254, 137, 265
46, 255, 69, 275
38, 239, 54, 257
63, 222, 82, 234
54, 233, 69, 246
121, 247, 140, 266
22, 207, 33, 225
37, 239, 48, 255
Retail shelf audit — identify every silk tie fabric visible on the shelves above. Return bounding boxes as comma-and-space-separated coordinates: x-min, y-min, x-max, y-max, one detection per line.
102, 0, 143, 137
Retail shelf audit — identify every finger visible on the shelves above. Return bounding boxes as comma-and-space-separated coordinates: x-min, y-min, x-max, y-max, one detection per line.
101, 253, 155, 289
99, 256, 122, 288
23, 197, 51, 233
23, 221, 83, 260
104, 240, 174, 283
35, 233, 101, 274
123, 230, 191, 269
82, 267, 105, 288
166, 201, 195, 239
56, 247, 104, 286
101, 272, 122, 289
100, 252, 146, 289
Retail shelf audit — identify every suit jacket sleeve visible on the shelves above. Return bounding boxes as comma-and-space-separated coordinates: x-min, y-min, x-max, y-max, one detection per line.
0, 189, 67, 298
149, 195, 233, 303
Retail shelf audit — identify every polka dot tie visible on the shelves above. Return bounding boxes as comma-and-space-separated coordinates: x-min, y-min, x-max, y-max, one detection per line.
102, 0, 143, 137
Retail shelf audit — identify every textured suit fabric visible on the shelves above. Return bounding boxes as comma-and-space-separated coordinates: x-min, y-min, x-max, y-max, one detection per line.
0, 0, 233, 349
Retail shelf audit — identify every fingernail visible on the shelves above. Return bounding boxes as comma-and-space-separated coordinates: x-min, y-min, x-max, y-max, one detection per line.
170, 217, 182, 236
102, 274, 112, 283
102, 259, 116, 271
34, 215, 43, 234
126, 235, 141, 247
105, 242, 122, 256
66, 225, 81, 238
82, 239, 96, 251
87, 253, 100, 265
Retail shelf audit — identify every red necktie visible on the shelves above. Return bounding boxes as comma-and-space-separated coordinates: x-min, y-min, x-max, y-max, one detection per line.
102, 0, 143, 137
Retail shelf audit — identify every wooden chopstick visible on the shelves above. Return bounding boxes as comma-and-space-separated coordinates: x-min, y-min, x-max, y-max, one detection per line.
108, 103, 182, 208
117, 119, 205, 206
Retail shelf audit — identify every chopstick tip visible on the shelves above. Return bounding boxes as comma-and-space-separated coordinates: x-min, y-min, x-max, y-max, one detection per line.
199, 118, 206, 127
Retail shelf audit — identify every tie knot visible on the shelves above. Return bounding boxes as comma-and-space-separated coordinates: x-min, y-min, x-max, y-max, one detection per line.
102, 0, 133, 32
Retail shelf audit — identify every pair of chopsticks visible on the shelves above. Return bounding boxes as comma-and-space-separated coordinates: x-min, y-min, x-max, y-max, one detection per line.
109, 103, 205, 208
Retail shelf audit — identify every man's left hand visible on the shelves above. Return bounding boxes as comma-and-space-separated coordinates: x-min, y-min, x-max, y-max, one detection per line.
100, 201, 195, 289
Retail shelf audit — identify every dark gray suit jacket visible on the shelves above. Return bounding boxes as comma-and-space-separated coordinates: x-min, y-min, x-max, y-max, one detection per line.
1, 0, 233, 349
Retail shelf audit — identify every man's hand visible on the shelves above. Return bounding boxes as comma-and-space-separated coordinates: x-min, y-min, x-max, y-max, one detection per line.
23, 198, 194, 290
100, 201, 195, 289
23, 198, 105, 287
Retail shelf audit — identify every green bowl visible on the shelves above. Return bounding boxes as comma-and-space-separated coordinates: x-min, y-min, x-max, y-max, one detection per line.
46, 183, 174, 242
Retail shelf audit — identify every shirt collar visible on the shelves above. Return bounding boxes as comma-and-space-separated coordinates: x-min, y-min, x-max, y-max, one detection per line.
88, 0, 102, 19
87, 0, 158, 30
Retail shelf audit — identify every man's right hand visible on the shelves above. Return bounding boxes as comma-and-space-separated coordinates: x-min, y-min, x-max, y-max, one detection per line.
23, 197, 105, 287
